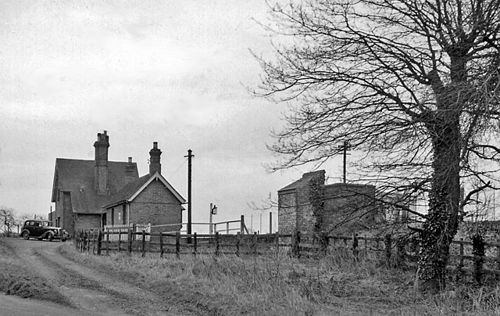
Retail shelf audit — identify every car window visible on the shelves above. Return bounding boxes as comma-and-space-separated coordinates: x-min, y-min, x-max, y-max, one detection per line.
33, 222, 40, 227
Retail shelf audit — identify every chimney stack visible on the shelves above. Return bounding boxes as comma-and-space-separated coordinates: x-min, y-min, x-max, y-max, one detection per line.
149, 142, 162, 175
94, 130, 110, 195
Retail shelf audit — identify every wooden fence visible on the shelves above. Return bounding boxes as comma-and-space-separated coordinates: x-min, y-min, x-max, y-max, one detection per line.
75, 230, 500, 284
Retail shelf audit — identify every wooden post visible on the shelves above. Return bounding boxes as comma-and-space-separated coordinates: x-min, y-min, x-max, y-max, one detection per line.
175, 231, 180, 258
106, 228, 110, 256
456, 239, 465, 281
215, 232, 220, 256
160, 232, 164, 258
269, 212, 272, 234
141, 230, 146, 258
193, 232, 197, 256
472, 234, 485, 286
352, 233, 359, 261
395, 237, 405, 268
226, 221, 229, 234
127, 229, 133, 254
85, 231, 89, 253
292, 231, 300, 258
97, 230, 102, 255
253, 232, 258, 256
118, 230, 122, 252
384, 234, 392, 267
275, 232, 279, 256
236, 232, 241, 257
496, 245, 500, 281
240, 215, 245, 234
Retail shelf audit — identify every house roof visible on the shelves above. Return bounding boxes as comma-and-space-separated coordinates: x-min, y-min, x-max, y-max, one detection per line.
51, 158, 139, 214
104, 171, 186, 208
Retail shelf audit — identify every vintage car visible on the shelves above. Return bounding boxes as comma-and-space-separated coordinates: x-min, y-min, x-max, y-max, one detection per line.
20, 220, 68, 241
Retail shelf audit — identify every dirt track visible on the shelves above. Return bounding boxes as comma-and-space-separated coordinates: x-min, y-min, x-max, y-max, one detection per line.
1, 238, 185, 316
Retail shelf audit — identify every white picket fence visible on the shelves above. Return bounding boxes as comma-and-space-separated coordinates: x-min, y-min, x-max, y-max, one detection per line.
104, 223, 151, 241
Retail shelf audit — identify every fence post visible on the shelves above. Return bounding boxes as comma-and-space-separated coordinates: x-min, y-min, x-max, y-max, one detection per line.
292, 230, 301, 258
253, 232, 258, 256
226, 222, 229, 234
97, 230, 102, 255
240, 215, 245, 234
132, 223, 137, 241
395, 237, 405, 268
106, 228, 109, 256
176, 231, 180, 258
352, 233, 359, 261
236, 232, 240, 257
141, 230, 146, 258
85, 231, 89, 253
384, 234, 392, 267
127, 229, 133, 254
495, 245, 500, 281
193, 232, 197, 257
215, 232, 220, 256
472, 234, 485, 286
456, 239, 465, 281
118, 230, 122, 252
275, 232, 279, 256
160, 232, 164, 258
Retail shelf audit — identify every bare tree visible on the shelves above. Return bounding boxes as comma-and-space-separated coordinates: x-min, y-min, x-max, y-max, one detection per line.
255, 0, 500, 292
0, 207, 17, 237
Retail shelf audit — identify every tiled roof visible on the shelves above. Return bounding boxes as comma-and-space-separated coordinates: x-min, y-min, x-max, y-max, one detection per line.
104, 174, 150, 208
51, 158, 139, 214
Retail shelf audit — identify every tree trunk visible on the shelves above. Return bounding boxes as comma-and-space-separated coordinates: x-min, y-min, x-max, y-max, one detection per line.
416, 112, 461, 293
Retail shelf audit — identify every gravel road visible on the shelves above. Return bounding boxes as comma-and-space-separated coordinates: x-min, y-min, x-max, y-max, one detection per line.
1, 238, 182, 316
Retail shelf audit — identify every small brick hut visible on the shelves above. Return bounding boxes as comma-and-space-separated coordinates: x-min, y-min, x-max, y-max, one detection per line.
278, 170, 377, 235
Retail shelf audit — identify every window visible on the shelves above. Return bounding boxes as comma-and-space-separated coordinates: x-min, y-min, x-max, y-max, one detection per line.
111, 208, 114, 226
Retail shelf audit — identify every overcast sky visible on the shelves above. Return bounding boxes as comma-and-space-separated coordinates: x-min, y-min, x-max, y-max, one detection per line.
0, 0, 347, 232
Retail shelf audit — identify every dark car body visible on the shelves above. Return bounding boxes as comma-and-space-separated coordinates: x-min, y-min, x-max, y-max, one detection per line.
20, 220, 68, 241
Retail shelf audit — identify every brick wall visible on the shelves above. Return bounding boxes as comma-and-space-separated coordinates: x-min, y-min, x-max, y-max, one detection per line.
322, 184, 376, 233
74, 214, 101, 233
129, 180, 182, 233
278, 171, 377, 235
278, 191, 297, 234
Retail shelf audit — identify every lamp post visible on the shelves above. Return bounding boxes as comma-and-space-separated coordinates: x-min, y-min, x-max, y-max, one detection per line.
209, 203, 217, 235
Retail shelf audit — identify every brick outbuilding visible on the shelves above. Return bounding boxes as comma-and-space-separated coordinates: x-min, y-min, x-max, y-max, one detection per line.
278, 170, 378, 235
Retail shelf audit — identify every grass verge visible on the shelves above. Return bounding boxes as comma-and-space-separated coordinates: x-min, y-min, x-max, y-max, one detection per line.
59, 245, 500, 315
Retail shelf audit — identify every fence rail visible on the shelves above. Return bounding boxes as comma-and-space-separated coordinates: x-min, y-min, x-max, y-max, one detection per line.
75, 230, 500, 284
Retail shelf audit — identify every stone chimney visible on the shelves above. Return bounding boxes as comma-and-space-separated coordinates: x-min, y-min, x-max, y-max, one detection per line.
149, 142, 162, 175
94, 130, 109, 195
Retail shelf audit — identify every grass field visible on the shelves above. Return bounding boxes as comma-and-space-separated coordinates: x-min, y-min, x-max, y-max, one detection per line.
60, 245, 500, 315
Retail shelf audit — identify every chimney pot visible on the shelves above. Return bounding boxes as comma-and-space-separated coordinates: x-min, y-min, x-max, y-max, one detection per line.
153, 141, 158, 149
128, 157, 132, 163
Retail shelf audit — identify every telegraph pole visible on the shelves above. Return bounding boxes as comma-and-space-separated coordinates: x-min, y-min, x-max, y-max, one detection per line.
339, 140, 350, 183
185, 149, 194, 240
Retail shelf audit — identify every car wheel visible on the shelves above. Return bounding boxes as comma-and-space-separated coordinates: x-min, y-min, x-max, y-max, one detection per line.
61, 238, 67, 242
21, 231, 29, 240
47, 232, 54, 241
